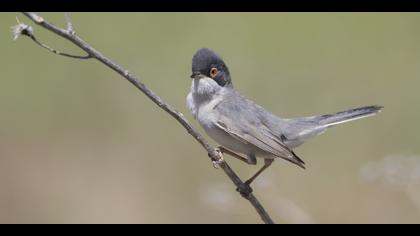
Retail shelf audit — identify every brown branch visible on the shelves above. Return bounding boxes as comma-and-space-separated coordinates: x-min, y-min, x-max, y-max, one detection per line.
19, 12, 274, 224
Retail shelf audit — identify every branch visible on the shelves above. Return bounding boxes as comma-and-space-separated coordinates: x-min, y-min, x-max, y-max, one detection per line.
18, 12, 274, 224
12, 15, 91, 59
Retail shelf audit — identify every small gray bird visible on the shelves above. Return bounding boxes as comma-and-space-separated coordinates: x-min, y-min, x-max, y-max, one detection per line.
187, 48, 382, 185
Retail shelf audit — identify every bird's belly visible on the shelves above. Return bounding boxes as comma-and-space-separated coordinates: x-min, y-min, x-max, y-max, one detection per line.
203, 123, 254, 155
204, 125, 275, 160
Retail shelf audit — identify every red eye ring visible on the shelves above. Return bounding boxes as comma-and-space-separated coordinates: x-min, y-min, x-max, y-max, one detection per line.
210, 67, 219, 78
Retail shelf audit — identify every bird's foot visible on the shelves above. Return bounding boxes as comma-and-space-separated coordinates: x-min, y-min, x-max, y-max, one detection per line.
236, 182, 253, 198
209, 147, 224, 169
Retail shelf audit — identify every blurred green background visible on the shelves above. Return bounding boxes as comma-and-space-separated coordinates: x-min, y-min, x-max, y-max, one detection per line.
1, 13, 419, 223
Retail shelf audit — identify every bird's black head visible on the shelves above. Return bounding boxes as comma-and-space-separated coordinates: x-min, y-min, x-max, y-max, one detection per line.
190, 48, 232, 87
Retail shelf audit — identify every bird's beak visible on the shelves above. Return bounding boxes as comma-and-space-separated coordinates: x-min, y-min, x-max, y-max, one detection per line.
190, 72, 202, 79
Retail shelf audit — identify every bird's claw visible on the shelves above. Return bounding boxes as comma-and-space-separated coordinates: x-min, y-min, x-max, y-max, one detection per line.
236, 183, 253, 198
212, 160, 222, 169
209, 148, 224, 169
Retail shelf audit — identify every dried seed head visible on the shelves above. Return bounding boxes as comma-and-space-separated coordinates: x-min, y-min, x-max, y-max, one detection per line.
11, 17, 34, 41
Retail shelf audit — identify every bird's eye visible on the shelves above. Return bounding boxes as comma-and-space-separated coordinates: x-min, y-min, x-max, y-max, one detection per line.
210, 67, 219, 78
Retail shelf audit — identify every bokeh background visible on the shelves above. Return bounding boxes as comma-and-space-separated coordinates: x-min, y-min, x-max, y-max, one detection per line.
1, 12, 419, 223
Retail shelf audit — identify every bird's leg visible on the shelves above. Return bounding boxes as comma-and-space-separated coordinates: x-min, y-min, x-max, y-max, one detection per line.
244, 158, 274, 185
217, 146, 250, 164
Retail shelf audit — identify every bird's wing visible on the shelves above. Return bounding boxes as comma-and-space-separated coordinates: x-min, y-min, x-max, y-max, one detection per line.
213, 94, 305, 168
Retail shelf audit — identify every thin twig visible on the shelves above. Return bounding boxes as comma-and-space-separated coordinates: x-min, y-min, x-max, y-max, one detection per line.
64, 12, 74, 33
19, 12, 274, 224
28, 33, 91, 59
13, 14, 90, 59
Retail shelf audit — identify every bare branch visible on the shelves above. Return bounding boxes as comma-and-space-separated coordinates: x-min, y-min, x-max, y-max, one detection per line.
28, 34, 91, 59
13, 15, 91, 59
19, 12, 274, 224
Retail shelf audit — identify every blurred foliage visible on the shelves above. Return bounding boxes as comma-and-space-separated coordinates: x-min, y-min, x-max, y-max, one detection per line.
0, 13, 419, 223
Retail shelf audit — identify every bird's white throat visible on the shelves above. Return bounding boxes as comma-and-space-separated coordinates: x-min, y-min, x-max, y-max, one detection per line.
191, 77, 221, 98
187, 77, 223, 120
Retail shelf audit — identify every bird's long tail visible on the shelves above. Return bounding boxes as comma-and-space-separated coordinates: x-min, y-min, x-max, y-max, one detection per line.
316, 105, 383, 128
283, 105, 383, 148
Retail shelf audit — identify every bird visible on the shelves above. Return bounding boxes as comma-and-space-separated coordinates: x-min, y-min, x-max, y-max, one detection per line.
186, 48, 383, 185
